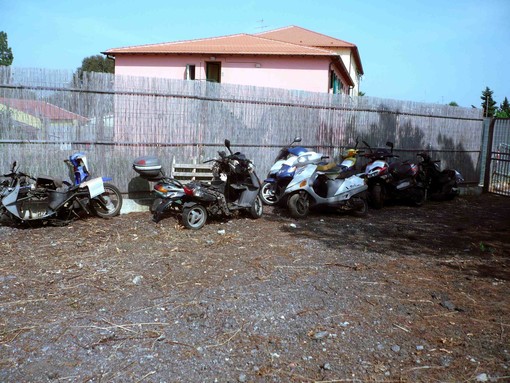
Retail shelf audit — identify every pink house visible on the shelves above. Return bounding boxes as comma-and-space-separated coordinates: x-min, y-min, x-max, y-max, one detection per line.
103, 26, 364, 96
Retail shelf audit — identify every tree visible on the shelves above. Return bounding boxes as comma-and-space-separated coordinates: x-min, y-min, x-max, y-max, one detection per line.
480, 87, 497, 117
496, 97, 510, 118
0, 31, 14, 66
76, 55, 114, 78
448, 101, 458, 107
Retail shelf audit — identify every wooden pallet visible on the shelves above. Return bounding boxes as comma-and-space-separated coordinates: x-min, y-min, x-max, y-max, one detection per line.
170, 159, 214, 183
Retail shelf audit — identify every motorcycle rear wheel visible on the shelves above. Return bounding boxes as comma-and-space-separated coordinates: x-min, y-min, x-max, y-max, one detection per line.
288, 193, 309, 219
350, 197, 368, 217
182, 204, 207, 230
260, 182, 278, 206
91, 183, 123, 218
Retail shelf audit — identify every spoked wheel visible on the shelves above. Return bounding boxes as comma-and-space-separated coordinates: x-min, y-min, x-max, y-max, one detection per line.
90, 183, 123, 218
287, 192, 310, 219
181, 204, 207, 230
249, 195, 264, 219
260, 182, 279, 206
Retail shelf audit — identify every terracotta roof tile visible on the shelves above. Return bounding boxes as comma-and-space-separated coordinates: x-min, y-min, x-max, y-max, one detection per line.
103, 25, 363, 80
257, 26, 363, 75
0, 98, 87, 122
256, 25, 355, 48
104, 33, 336, 56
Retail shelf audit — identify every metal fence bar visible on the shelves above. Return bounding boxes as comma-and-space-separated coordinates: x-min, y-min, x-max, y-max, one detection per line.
485, 118, 510, 196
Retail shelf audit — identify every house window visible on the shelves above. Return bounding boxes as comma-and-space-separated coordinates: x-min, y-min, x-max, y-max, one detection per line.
329, 70, 343, 94
186, 64, 196, 80
206, 62, 221, 83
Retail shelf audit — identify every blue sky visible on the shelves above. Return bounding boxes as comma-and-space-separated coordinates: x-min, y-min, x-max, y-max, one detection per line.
1, 0, 509, 108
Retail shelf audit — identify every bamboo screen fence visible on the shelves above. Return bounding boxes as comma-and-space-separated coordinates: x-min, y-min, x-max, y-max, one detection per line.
0, 67, 484, 194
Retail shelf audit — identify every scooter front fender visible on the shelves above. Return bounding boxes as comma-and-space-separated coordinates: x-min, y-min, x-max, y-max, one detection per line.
2, 182, 21, 217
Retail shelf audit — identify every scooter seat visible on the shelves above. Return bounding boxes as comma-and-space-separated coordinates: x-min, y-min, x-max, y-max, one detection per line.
317, 162, 338, 172
36, 176, 64, 189
336, 168, 356, 179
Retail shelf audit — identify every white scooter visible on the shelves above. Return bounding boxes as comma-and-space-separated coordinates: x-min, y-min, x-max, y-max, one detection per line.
282, 152, 368, 218
260, 137, 316, 206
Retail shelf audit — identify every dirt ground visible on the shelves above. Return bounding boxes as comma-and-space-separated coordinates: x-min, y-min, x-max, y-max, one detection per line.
1, 193, 509, 383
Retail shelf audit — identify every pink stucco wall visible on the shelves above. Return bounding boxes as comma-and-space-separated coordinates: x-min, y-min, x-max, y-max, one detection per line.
114, 55, 333, 93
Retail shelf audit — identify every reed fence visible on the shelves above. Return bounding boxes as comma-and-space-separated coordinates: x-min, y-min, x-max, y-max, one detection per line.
0, 67, 484, 195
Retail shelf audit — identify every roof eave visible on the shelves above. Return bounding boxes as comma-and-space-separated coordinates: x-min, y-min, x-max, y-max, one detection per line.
331, 56, 355, 88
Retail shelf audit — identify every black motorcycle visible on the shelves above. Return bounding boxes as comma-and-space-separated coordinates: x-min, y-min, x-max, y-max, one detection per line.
362, 141, 426, 208
151, 139, 263, 229
417, 152, 463, 200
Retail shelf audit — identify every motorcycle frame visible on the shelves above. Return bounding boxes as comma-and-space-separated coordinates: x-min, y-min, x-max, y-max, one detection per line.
2, 177, 105, 222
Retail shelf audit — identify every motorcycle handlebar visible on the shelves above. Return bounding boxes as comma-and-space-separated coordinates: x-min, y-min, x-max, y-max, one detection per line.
2, 171, 35, 180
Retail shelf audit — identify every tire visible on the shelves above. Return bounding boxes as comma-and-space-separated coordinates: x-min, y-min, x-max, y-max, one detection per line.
370, 183, 384, 209
249, 195, 263, 219
411, 187, 426, 207
181, 204, 207, 230
351, 197, 368, 217
260, 182, 279, 206
150, 198, 162, 213
287, 193, 309, 219
91, 183, 123, 218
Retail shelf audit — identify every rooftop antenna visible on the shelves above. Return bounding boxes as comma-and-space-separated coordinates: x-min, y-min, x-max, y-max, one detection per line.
256, 19, 268, 30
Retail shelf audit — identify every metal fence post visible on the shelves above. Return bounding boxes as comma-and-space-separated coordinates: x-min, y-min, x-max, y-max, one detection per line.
482, 118, 496, 193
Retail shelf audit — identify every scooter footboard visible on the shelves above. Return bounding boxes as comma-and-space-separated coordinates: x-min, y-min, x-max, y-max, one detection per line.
238, 188, 259, 206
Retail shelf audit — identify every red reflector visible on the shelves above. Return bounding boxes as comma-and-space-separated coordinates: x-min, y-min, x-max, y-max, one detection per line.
184, 186, 193, 196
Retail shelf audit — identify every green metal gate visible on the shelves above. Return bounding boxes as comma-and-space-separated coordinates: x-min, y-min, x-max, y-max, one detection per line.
483, 118, 510, 196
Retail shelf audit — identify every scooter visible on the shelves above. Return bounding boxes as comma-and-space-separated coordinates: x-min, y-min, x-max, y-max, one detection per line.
362, 141, 425, 208
417, 152, 463, 200
282, 151, 368, 219
263, 139, 362, 207
146, 140, 263, 229
260, 137, 314, 206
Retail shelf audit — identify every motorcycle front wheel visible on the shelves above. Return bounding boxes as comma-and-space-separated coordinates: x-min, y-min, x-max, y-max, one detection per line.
411, 187, 426, 207
288, 192, 309, 219
260, 182, 279, 206
249, 195, 264, 219
370, 183, 384, 209
90, 183, 123, 218
182, 204, 208, 230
